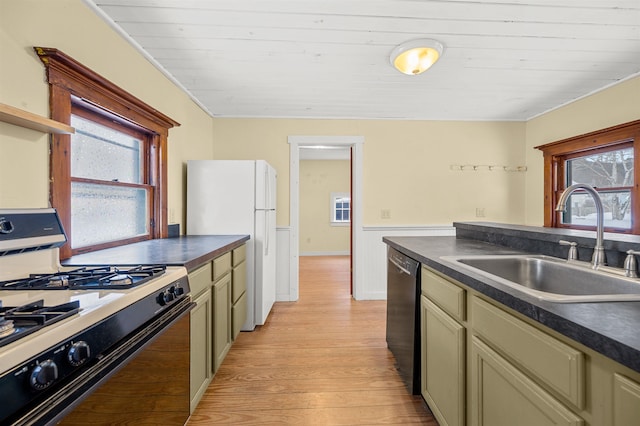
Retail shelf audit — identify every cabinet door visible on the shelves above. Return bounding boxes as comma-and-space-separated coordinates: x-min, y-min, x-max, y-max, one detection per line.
213, 273, 232, 373
613, 374, 640, 426
471, 336, 583, 426
190, 290, 212, 413
421, 295, 465, 426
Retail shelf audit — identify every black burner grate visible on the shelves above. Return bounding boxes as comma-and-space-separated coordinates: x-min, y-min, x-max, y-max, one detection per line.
0, 300, 81, 347
0, 265, 166, 290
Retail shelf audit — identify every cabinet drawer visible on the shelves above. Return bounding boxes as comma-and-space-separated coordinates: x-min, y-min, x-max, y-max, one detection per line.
472, 296, 584, 409
232, 244, 246, 267
422, 267, 466, 321
212, 252, 232, 281
189, 263, 212, 297
232, 292, 247, 341
232, 263, 247, 303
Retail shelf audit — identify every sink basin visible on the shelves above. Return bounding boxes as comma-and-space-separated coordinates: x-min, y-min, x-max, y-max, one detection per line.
440, 254, 640, 303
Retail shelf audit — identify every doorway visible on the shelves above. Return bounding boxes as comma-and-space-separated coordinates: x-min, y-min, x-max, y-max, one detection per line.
288, 136, 364, 302
299, 147, 352, 294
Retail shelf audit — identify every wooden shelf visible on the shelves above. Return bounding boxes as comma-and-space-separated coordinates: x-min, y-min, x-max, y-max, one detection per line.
0, 102, 75, 134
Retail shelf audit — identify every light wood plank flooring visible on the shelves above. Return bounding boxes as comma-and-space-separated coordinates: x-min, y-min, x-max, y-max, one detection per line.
187, 255, 437, 425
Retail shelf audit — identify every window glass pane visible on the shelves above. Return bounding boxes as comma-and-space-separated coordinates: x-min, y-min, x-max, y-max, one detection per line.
564, 147, 633, 230
71, 182, 148, 248
561, 190, 631, 229
71, 114, 143, 184
567, 148, 633, 188
331, 193, 351, 223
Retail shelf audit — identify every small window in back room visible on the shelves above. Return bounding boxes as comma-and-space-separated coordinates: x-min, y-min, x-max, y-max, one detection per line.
331, 192, 351, 225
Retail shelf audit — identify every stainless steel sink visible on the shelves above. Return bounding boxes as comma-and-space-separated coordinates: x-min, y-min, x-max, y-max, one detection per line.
440, 254, 640, 303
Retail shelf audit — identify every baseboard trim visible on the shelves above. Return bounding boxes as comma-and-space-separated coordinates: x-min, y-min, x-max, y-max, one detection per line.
300, 251, 350, 257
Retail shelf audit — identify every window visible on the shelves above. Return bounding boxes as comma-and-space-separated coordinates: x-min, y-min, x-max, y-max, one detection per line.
331, 192, 351, 225
536, 120, 640, 234
70, 109, 151, 249
35, 47, 179, 258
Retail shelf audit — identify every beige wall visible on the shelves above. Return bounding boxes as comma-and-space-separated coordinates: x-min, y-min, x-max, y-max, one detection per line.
524, 76, 640, 225
300, 160, 350, 254
0, 0, 215, 227
2, 0, 636, 233
211, 118, 527, 226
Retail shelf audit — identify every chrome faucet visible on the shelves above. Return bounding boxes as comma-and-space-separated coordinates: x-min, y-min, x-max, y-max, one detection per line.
555, 183, 606, 268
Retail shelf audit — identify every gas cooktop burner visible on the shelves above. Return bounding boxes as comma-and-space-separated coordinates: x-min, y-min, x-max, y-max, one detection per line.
0, 300, 81, 347
0, 265, 166, 290
0, 319, 14, 339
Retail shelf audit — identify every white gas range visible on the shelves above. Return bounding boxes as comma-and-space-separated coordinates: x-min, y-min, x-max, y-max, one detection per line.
0, 208, 192, 425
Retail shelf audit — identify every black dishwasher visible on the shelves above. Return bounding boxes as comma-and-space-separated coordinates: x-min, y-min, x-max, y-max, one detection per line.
386, 246, 421, 395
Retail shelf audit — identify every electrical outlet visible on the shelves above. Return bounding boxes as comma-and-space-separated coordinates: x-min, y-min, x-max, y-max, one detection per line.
475, 207, 485, 218
169, 208, 176, 223
381, 209, 391, 219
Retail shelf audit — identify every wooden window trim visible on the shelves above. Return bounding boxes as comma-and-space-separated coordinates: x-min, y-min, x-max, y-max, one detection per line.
535, 120, 640, 234
34, 47, 180, 259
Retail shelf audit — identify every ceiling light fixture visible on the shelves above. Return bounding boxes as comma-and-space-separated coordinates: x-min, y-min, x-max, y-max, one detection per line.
390, 39, 444, 76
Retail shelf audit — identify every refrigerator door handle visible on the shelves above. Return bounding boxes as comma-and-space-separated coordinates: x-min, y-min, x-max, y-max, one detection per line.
265, 166, 270, 210
265, 211, 269, 255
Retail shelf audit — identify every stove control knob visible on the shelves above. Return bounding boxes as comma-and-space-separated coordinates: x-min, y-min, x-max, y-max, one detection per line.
0, 219, 14, 234
172, 286, 185, 296
30, 359, 58, 390
157, 290, 174, 306
68, 341, 91, 366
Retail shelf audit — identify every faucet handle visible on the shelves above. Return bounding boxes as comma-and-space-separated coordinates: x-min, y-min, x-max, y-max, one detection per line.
624, 250, 640, 278
559, 240, 578, 261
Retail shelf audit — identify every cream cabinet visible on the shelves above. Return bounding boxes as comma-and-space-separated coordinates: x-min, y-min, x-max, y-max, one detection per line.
470, 336, 583, 426
421, 296, 465, 426
212, 252, 232, 373
420, 264, 640, 426
188, 243, 246, 413
471, 296, 584, 409
188, 262, 214, 413
213, 272, 232, 372
189, 289, 212, 413
421, 267, 466, 426
231, 244, 248, 339
613, 374, 640, 426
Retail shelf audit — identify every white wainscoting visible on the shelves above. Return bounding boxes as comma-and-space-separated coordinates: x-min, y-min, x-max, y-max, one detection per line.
276, 225, 455, 302
276, 227, 294, 302
360, 225, 455, 300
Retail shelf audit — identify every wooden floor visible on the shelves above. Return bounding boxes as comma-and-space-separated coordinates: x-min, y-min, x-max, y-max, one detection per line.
187, 256, 438, 425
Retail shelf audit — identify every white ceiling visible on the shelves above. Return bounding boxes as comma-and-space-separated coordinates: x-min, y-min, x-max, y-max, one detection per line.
86, 0, 640, 121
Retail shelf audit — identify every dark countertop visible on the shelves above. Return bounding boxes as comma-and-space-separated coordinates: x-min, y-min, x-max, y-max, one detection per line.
63, 235, 250, 272
384, 234, 640, 374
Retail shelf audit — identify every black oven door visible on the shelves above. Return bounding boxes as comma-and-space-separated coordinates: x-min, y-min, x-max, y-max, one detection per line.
11, 298, 194, 426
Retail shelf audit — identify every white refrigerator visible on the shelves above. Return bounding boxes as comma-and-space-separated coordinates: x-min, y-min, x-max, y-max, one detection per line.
186, 160, 277, 331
